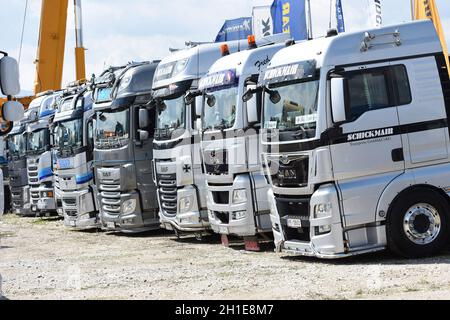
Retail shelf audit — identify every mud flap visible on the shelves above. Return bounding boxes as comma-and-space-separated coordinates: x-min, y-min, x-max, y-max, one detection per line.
221, 234, 230, 247
244, 236, 260, 252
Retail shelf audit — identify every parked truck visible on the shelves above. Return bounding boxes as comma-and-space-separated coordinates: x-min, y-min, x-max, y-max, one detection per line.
260, 20, 450, 259
198, 35, 289, 250
7, 121, 31, 216
150, 40, 254, 237
92, 62, 160, 233
26, 92, 59, 216
53, 83, 98, 229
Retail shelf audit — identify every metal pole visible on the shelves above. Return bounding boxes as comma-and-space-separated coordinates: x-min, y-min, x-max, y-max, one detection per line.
73, 0, 86, 80
329, 0, 333, 29
74, 0, 83, 47
410, 0, 415, 20
307, 0, 313, 39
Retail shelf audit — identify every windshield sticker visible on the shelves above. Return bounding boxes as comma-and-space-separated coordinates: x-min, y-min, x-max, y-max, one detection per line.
260, 60, 317, 86
266, 121, 278, 129
295, 114, 317, 125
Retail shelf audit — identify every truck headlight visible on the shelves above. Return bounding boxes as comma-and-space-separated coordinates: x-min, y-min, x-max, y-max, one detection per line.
179, 195, 193, 212
314, 203, 332, 219
232, 189, 247, 204
122, 199, 137, 215
42, 191, 54, 198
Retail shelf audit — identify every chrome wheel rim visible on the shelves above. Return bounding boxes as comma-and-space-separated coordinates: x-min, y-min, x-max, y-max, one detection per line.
403, 203, 441, 245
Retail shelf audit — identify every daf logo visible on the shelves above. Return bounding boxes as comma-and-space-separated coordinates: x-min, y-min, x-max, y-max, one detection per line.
160, 166, 169, 173
102, 172, 112, 177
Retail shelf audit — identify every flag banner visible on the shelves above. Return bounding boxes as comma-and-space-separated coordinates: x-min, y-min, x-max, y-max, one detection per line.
271, 0, 308, 41
336, 0, 346, 33
368, 0, 382, 28
215, 17, 253, 42
415, 0, 450, 77
253, 5, 274, 40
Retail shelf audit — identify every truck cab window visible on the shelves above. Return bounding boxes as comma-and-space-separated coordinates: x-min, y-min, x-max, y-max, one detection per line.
346, 65, 411, 121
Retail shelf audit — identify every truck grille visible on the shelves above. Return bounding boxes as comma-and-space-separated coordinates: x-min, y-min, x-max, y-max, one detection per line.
100, 183, 121, 216
30, 189, 40, 204
204, 149, 229, 176
275, 196, 311, 242
157, 173, 177, 217
269, 155, 309, 188
213, 211, 229, 224
63, 198, 77, 206
211, 191, 229, 205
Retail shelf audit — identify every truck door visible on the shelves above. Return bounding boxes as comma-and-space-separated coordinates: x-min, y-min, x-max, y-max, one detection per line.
393, 57, 449, 165
330, 62, 407, 227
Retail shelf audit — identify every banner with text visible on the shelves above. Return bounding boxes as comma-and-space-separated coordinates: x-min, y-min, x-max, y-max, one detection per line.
253, 5, 274, 40
271, 0, 308, 41
215, 17, 253, 42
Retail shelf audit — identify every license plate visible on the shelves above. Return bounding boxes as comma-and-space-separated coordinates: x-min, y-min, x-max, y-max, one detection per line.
219, 226, 229, 235
287, 218, 302, 228
107, 222, 116, 229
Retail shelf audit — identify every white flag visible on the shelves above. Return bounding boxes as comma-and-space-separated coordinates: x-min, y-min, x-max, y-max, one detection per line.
252, 5, 273, 40
368, 0, 382, 28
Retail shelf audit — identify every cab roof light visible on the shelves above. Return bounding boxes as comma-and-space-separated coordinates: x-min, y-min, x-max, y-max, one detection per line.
248, 35, 257, 49
221, 44, 230, 57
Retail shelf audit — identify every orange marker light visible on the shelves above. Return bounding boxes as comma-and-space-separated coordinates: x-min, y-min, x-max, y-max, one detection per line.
248, 35, 257, 49
221, 44, 230, 56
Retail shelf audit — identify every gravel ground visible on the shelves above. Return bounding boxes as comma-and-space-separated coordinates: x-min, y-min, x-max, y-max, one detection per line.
1, 214, 450, 300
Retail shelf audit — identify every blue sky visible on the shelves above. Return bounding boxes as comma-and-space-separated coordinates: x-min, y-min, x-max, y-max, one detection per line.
1, 0, 449, 92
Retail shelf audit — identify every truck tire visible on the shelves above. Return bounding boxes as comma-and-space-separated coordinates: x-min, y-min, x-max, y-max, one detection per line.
387, 189, 450, 258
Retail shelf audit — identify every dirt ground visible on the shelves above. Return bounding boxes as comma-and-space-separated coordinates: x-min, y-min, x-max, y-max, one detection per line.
1, 213, 450, 300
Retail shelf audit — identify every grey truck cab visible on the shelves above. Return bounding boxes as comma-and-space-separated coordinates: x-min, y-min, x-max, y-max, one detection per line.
53, 84, 98, 229
151, 40, 251, 237
261, 20, 450, 259
7, 121, 31, 216
198, 35, 289, 249
93, 62, 160, 233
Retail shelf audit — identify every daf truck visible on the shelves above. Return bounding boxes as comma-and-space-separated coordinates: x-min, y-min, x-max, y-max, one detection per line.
260, 20, 450, 259
150, 40, 253, 237
7, 121, 31, 216
26, 92, 59, 216
198, 35, 289, 250
93, 62, 160, 233
53, 84, 98, 229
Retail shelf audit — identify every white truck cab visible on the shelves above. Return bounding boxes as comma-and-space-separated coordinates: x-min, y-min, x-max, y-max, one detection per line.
261, 20, 450, 258
198, 35, 289, 249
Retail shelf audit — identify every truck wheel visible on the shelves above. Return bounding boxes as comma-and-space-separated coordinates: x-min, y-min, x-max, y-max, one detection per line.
387, 189, 450, 258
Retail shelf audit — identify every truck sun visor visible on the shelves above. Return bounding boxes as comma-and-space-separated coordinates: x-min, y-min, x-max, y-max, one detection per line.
198, 69, 238, 92
259, 60, 317, 87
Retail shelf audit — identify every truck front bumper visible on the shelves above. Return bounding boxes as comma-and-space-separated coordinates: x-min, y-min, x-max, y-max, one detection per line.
11, 186, 33, 216
207, 177, 261, 237
100, 190, 160, 233
159, 185, 210, 233
61, 189, 99, 230
268, 185, 350, 259
36, 187, 56, 213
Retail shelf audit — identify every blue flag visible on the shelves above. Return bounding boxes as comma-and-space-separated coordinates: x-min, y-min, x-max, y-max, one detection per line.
336, 0, 345, 33
215, 17, 253, 42
271, 0, 308, 41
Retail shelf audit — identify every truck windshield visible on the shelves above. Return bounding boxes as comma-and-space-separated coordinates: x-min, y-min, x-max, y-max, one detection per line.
203, 87, 238, 131
54, 118, 83, 152
155, 96, 186, 140
263, 80, 319, 137
28, 129, 49, 153
8, 133, 27, 157
95, 108, 130, 148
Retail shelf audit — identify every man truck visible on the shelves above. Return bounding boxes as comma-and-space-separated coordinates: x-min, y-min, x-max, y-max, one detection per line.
93, 62, 160, 233
53, 83, 98, 229
260, 20, 450, 258
198, 35, 289, 250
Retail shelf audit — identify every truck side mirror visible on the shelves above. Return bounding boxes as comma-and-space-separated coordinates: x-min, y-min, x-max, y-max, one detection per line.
2, 100, 24, 122
0, 56, 21, 96
139, 108, 149, 129
138, 129, 149, 141
195, 96, 203, 119
245, 86, 260, 125
331, 78, 347, 123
